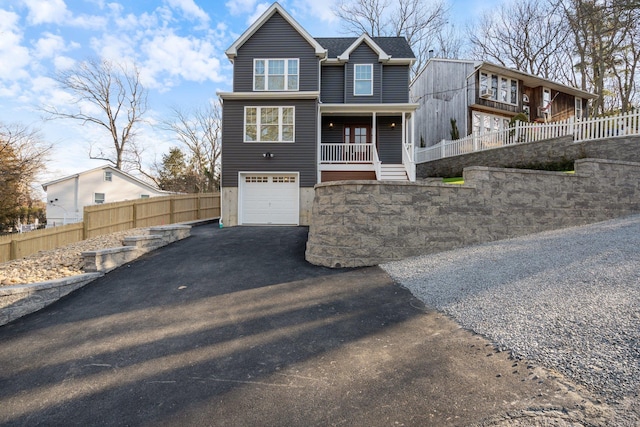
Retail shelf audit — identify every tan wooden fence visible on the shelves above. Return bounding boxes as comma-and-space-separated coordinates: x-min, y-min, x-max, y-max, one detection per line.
0, 193, 220, 263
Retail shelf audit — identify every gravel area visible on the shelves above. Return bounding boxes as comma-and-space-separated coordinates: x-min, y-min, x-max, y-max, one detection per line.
381, 214, 640, 406
0, 228, 149, 286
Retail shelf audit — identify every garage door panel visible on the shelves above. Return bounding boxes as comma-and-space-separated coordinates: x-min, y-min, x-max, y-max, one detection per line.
240, 174, 299, 225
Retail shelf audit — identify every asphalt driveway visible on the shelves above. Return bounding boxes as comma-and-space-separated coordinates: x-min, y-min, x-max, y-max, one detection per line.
0, 225, 606, 426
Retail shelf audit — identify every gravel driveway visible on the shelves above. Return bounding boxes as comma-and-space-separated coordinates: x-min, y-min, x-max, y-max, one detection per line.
381, 215, 640, 417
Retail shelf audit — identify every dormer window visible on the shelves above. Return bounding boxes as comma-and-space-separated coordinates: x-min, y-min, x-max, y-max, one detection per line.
354, 64, 373, 96
254, 59, 299, 91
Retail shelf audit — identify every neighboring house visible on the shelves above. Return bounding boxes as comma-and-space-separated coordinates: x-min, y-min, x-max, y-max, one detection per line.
411, 58, 597, 148
42, 165, 168, 227
218, 2, 418, 226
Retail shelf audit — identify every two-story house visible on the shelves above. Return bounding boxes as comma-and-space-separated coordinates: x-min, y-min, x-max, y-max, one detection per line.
218, 2, 418, 226
411, 58, 597, 148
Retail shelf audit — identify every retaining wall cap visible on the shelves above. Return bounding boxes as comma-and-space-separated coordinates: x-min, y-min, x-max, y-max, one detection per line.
81, 246, 139, 256
149, 225, 191, 231
575, 158, 640, 167
123, 234, 163, 241
0, 273, 104, 296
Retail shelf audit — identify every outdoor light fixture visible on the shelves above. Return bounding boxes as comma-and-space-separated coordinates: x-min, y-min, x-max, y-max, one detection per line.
263, 152, 274, 158
390, 122, 396, 129
328, 122, 334, 128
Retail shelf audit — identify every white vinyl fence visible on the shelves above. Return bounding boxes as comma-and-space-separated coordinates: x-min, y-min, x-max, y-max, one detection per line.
416, 110, 640, 164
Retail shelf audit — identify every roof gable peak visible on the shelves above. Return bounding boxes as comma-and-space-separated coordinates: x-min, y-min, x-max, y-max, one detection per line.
225, 2, 326, 61
337, 34, 390, 62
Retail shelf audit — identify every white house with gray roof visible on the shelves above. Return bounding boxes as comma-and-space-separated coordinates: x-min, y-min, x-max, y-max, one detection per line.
41, 165, 168, 227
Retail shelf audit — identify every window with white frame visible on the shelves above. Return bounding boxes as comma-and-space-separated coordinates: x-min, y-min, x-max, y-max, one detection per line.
140, 194, 149, 199
472, 111, 510, 134
354, 64, 373, 96
479, 72, 518, 105
244, 106, 295, 142
254, 59, 299, 91
94, 193, 105, 204
104, 171, 112, 182
575, 97, 583, 119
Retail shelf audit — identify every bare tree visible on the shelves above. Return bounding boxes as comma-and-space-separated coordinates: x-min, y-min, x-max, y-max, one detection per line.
335, 0, 449, 71
0, 123, 51, 229
160, 102, 222, 193
42, 58, 148, 170
468, 0, 570, 81
560, 0, 638, 114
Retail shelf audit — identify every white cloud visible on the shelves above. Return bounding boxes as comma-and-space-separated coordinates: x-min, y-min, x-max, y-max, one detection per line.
140, 30, 224, 89
33, 33, 67, 59
0, 10, 31, 81
89, 33, 137, 63
225, 0, 258, 15
53, 56, 76, 71
23, 0, 71, 25
165, 0, 209, 23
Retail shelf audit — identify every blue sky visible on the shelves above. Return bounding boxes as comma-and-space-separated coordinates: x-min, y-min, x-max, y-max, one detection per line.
0, 0, 480, 193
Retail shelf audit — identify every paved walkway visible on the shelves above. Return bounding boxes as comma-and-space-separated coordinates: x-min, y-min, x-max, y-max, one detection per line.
0, 225, 608, 426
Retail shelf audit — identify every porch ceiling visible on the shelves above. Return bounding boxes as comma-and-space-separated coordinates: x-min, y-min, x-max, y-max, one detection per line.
320, 103, 419, 114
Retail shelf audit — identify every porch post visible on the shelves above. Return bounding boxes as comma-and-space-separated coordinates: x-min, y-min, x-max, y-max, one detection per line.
317, 106, 322, 183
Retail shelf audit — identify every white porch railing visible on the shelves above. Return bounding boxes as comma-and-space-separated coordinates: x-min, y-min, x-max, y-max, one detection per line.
320, 143, 373, 163
416, 110, 640, 163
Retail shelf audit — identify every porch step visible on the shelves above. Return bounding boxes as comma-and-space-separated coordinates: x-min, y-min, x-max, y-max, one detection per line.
379, 164, 408, 181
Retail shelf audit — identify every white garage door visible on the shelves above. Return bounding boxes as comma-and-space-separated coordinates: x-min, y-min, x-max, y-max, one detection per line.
240, 173, 299, 225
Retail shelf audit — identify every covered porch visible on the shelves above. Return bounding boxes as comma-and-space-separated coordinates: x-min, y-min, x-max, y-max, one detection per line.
317, 104, 418, 182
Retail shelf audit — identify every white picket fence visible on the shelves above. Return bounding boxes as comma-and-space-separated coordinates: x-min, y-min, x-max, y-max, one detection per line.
416, 110, 640, 164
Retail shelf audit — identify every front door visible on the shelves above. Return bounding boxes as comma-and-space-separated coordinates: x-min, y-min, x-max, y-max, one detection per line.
344, 125, 371, 162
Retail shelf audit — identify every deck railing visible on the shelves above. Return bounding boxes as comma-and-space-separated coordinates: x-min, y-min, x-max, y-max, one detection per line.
416, 110, 640, 163
320, 143, 373, 163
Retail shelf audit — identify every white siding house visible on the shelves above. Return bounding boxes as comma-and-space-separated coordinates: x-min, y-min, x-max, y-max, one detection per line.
42, 165, 168, 227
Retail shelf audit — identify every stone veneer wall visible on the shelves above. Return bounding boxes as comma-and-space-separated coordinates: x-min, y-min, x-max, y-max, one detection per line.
418, 135, 640, 178
306, 158, 640, 268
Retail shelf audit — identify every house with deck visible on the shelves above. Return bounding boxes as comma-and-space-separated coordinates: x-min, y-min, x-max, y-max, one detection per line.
411, 58, 596, 149
218, 2, 418, 226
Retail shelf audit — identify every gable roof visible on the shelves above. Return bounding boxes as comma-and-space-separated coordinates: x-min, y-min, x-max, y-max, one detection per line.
475, 61, 597, 100
316, 36, 415, 63
41, 165, 166, 193
225, 2, 326, 60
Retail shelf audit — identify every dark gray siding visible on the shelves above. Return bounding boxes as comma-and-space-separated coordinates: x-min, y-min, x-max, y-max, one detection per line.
345, 44, 382, 103
233, 12, 319, 92
320, 65, 344, 103
320, 116, 372, 143
221, 99, 318, 187
377, 115, 402, 163
382, 65, 410, 103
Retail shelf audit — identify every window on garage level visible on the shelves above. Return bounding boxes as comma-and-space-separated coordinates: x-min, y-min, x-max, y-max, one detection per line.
244, 106, 295, 142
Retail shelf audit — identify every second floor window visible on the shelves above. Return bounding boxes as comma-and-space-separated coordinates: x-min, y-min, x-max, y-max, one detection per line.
94, 193, 105, 204
245, 106, 295, 142
104, 171, 112, 182
479, 72, 518, 105
354, 64, 373, 96
254, 59, 299, 91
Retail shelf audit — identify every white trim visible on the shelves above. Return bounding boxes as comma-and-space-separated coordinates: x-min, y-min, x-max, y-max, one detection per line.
354, 64, 373, 96
225, 3, 326, 60
337, 34, 391, 62
217, 91, 319, 100
238, 171, 300, 226
244, 106, 295, 143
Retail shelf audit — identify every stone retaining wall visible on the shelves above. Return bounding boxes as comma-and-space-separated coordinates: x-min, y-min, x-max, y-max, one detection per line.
418, 135, 640, 178
306, 158, 640, 268
0, 224, 192, 326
